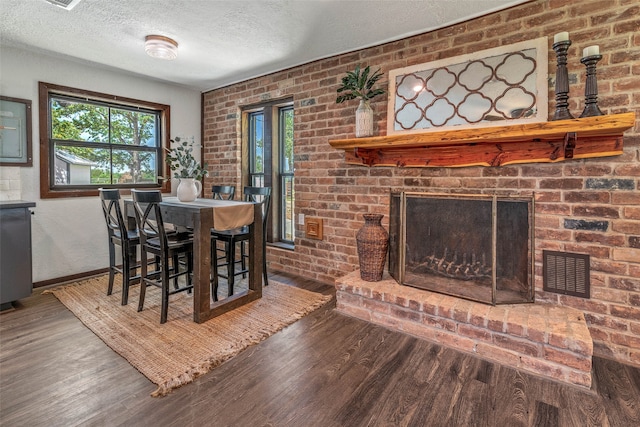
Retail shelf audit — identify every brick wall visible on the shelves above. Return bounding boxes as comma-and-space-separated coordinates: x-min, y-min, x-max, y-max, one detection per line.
202, 0, 640, 366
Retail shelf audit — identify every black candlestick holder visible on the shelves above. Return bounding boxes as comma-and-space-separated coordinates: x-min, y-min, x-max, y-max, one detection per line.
580, 54, 604, 117
552, 40, 573, 120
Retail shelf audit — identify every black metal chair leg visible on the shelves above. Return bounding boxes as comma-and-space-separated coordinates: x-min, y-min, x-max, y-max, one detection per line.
121, 243, 131, 305
210, 240, 219, 302
138, 249, 148, 312
107, 242, 116, 295
172, 255, 180, 290
263, 240, 269, 287
187, 254, 193, 294
126, 247, 138, 302
161, 255, 170, 324
241, 240, 247, 279
228, 239, 236, 296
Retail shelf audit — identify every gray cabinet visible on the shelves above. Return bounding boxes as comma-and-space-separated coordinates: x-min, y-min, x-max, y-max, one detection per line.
0, 201, 35, 310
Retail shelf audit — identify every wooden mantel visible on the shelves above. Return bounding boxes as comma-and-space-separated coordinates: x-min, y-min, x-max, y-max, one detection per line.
328, 112, 636, 167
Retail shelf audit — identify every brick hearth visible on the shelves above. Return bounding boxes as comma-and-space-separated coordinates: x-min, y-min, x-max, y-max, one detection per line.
336, 270, 594, 389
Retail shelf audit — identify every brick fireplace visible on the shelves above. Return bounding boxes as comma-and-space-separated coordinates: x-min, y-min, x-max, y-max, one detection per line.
202, 0, 640, 378
336, 191, 595, 389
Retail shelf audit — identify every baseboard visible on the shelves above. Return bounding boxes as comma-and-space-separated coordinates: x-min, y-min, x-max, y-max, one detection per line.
33, 268, 109, 288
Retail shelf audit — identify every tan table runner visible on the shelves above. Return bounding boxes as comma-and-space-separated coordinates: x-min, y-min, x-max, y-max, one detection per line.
161, 197, 255, 231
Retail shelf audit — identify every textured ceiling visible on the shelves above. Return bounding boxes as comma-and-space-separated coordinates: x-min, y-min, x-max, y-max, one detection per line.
1, 0, 528, 92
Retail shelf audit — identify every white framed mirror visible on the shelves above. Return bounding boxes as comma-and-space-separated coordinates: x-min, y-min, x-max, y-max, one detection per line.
387, 37, 548, 135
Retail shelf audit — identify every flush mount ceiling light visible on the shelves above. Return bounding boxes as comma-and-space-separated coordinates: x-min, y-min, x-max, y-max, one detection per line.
144, 35, 178, 60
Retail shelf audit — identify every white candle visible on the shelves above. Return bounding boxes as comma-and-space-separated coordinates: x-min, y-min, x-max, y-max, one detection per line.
554, 32, 569, 43
583, 45, 600, 57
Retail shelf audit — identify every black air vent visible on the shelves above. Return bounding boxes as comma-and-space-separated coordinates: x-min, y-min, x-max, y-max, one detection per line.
543, 250, 590, 298
44, 0, 83, 10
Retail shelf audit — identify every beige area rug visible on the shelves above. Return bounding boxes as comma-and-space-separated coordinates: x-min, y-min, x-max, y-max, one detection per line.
45, 275, 332, 397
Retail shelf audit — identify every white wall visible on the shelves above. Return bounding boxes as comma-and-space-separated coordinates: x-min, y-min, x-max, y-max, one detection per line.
0, 46, 201, 282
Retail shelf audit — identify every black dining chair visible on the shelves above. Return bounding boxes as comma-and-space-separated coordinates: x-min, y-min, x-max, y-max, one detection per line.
211, 185, 235, 200
209, 185, 236, 299
131, 190, 194, 324
211, 186, 271, 300
99, 188, 141, 305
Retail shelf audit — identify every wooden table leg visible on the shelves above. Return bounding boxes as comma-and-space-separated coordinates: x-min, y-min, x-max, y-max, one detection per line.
192, 208, 213, 323
248, 202, 263, 296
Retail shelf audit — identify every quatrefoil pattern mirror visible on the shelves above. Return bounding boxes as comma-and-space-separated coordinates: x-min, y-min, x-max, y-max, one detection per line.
388, 38, 548, 135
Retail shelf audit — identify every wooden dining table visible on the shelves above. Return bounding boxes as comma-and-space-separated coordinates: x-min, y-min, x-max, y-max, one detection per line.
125, 196, 263, 323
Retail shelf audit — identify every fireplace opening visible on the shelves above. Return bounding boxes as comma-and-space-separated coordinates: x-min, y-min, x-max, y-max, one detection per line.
389, 192, 535, 305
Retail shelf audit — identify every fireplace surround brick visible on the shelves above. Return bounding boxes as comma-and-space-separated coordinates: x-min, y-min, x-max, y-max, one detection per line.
336, 270, 593, 389
204, 0, 639, 368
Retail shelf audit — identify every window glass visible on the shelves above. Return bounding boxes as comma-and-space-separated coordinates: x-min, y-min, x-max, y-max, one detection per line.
111, 149, 158, 184
54, 146, 109, 185
279, 106, 294, 243
250, 112, 264, 175
281, 107, 294, 173
110, 108, 158, 147
51, 98, 109, 143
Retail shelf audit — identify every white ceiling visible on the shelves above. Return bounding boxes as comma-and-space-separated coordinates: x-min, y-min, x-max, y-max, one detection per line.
1, 0, 529, 92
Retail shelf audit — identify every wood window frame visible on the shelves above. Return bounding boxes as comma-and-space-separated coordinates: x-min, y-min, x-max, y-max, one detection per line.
38, 82, 170, 198
241, 97, 294, 246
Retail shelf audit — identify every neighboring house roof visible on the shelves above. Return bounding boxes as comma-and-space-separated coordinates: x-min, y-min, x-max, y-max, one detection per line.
55, 150, 96, 166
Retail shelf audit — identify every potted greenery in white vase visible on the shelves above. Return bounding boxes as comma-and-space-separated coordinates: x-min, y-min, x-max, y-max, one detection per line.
165, 136, 208, 202
336, 65, 385, 137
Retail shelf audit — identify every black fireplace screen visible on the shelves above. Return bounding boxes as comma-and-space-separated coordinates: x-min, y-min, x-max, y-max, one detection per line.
389, 192, 534, 305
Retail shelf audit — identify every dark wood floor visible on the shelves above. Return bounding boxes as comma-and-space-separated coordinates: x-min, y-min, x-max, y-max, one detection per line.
1, 272, 639, 427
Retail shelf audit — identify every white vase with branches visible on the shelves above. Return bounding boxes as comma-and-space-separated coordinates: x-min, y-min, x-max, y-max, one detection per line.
165, 136, 208, 202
